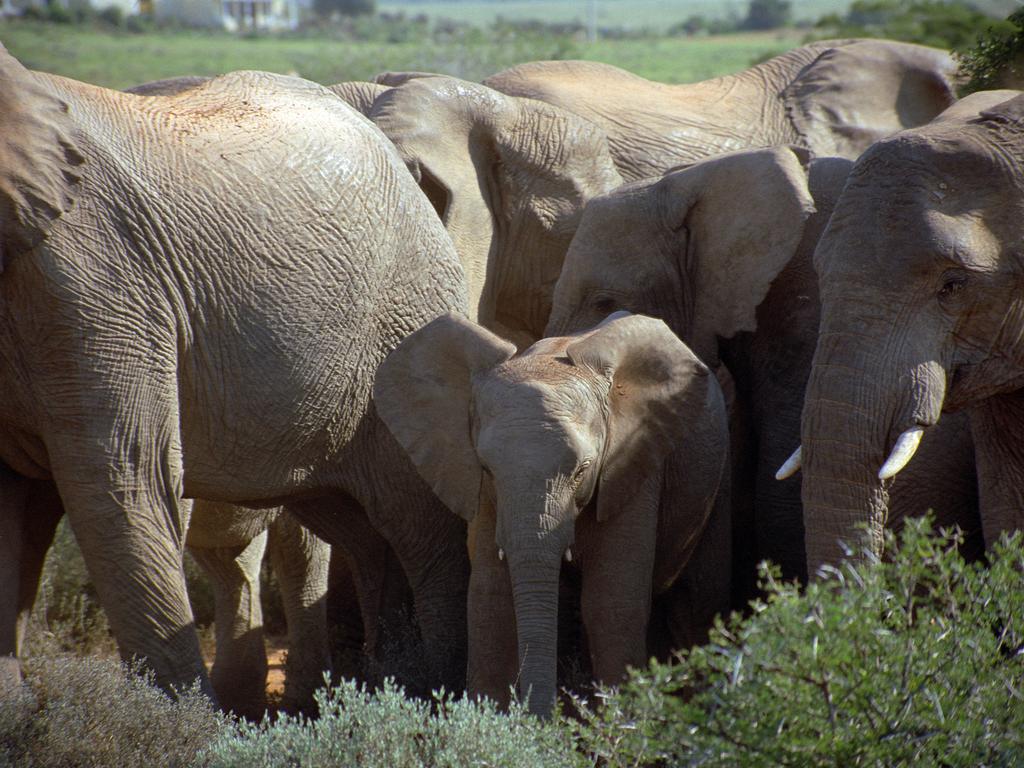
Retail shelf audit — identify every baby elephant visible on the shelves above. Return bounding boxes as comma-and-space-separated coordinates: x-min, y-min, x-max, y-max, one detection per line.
375, 312, 729, 716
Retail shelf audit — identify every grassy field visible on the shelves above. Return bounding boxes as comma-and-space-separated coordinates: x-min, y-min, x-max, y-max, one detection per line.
0, 19, 804, 87
379, 0, 848, 29
378, 0, 1021, 29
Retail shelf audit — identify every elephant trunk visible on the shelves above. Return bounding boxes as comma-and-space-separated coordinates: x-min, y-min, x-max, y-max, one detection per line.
506, 545, 564, 717
800, 309, 946, 575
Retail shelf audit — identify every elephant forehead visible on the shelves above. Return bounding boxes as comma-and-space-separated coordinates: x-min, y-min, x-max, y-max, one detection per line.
473, 368, 603, 453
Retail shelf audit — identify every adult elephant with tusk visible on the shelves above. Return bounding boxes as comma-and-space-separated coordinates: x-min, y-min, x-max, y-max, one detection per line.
792, 90, 1024, 572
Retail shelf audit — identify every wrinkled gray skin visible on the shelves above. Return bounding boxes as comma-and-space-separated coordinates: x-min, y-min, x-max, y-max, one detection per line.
797, 91, 1024, 573
0, 49, 469, 701
547, 146, 980, 592
124, 73, 399, 715
367, 76, 623, 347
375, 313, 729, 716
485, 39, 958, 182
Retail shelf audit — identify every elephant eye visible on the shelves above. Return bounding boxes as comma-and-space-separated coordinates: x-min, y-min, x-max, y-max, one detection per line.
592, 295, 619, 315
938, 271, 968, 303
572, 459, 592, 485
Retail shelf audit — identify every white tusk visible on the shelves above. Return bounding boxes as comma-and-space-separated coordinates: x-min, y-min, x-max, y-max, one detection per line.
775, 447, 802, 480
878, 427, 925, 480
564, 548, 572, 563
498, 548, 504, 561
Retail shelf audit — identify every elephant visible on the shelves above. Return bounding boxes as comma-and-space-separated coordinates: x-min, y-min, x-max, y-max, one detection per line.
0, 47, 470, 700
124, 73, 405, 714
546, 146, 981, 595
783, 90, 1024, 573
484, 39, 958, 182
373, 312, 730, 716
366, 76, 623, 346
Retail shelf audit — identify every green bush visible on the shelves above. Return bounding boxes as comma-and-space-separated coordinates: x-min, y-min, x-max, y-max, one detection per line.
572, 518, 1024, 767
957, 9, 1024, 93
814, 1, 1011, 50
23, 519, 115, 658
0, 654, 229, 768
97, 4, 125, 27
200, 678, 580, 767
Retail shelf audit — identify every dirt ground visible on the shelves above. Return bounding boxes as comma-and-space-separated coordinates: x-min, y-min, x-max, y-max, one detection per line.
201, 635, 288, 700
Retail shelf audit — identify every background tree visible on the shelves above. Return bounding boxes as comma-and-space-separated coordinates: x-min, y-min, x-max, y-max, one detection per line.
957, 8, 1024, 94
742, 0, 791, 31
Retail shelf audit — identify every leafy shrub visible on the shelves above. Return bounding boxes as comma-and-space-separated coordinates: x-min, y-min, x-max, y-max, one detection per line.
957, 9, 1024, 93
0, 654, 229, 768
201, 678, 580, 768
572, 519, 1024, 767
23, 519, 115, 658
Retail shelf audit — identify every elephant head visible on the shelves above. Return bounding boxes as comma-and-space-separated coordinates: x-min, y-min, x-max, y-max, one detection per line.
369, 77, 623, 343
794, 91, 1024, 572
778, 91, 1019, 577
374, 312, 710, 715
546, 146, 816, 363
0, 44, 84, 269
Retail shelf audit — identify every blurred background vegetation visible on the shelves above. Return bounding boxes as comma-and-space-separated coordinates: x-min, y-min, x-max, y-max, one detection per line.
0, 0, 1020, 87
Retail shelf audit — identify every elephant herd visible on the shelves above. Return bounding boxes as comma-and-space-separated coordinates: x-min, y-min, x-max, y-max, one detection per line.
0, 36, 1018, 719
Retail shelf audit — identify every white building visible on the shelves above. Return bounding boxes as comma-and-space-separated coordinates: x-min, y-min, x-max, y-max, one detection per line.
4, 0, 302, 30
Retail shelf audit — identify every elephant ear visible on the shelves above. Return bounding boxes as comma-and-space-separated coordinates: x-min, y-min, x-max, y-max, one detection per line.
373, 312, 516, 521
784, 40, 957, 159
327, 81, 390, 118
566, 313, 710, 522
660, 145, 815, 363
370, 76, 619, 335
0, 44, 84, 270
370, 77, 506, 320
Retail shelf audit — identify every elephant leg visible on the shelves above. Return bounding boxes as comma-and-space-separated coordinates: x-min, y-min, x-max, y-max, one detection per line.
970, 392, 1024, 547
0, 468, 63, 691
466, 503, 517, 707
661, 484, 732, 651
46, 403, 210, 699
267, 514, 330, 714
327, 547, 366, 680
282, 494, 423, 686
717, 366, 759, 609
286, 474, 467, 692
189, 531, 268, 718
381, 513, 468, 692
753, 401, 807, 584
576, 476, 659, 685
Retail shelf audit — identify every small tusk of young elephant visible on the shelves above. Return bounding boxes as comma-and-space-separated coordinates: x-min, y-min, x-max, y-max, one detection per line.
878, 427, 924, 480
564, 548, 572, 563
775, 447, 802, 480
498, 548, 505, 561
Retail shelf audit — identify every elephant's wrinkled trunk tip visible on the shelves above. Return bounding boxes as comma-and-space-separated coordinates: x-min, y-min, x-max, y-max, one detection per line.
877, 426, 925, 480
775, 446, 802, 480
